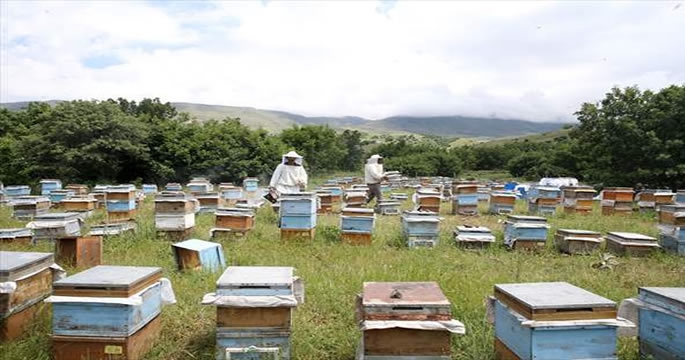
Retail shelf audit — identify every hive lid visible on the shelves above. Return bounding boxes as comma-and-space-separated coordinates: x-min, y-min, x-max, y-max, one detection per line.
506, 215, 548, 223
362, 282, 450, 307
0, 228, 33, 238
0, 251, 54, 282
639, 287, 685, 314
34, 212, 82, 221
494, 282, 616, 320
557, 229, 601, 236
173, 239, 221, 251
53, 265, 162, 297
606, 232, 656, 242
217, 266, 293, 288
455, 226, 492, 233
342, 207, 375, 215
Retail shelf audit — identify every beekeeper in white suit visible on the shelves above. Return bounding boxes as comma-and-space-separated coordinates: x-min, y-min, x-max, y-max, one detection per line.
269, 150, 308, 195
365, 154, 387, 205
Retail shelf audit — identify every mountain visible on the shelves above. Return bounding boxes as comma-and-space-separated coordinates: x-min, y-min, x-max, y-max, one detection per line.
1, 100, 569, 138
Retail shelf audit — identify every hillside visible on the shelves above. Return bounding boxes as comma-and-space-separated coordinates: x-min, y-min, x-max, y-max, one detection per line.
2, 101, 569, 138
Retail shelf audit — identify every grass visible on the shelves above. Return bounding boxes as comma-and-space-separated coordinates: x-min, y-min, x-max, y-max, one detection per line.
1, 193, 683, 360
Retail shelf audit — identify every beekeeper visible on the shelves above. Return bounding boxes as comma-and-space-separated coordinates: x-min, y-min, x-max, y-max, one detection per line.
365, 154, 386, 205
269, 151, 308, 194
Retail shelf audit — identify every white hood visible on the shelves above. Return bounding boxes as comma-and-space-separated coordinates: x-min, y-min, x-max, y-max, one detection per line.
282, 151, 303, 165
367, 154, 383, 165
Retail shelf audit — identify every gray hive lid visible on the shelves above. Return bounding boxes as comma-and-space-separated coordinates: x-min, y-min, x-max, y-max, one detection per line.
506, 215, 548, 224
217, 266, 293, 289
362, 282, 450, 308
456, 226, 492, 234
0, 251, 54, 282
638, 287, 685, 317
557, 229, 602, 236
53, 265, 162, 297
606, 232, 657, 243
33, 212, 82, 221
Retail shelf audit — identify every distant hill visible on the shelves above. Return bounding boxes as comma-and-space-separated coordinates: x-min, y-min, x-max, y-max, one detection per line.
1, 100, 569, 138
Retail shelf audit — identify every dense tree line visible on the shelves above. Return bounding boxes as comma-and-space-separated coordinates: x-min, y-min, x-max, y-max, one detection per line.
1, 84, 683, 189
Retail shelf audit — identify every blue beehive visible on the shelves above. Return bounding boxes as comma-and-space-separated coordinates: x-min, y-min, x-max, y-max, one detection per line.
279, 193, 317, 230
49, 189, 75, 204
280, 214, 317, 230
494, 282, 626, 360
638, 287, 685, 359
341, 215, 374, 233
659, 233, 685, 256
172, 239, 226, 272
50, 266, 164, 337
503, 215, 549, 249
5, 185, 31, 197
40, 179, 62, 196
221, 187, 243, 200
165, 183, 183, 192
321, 186, 342, 197
106, 199, 136, 212
402, 211, 441, 247
456, 193, 479, 206
243, 178, 259, 192
208, 266, 301, 360
142, 184, 158, 194
676, 191, 685, 204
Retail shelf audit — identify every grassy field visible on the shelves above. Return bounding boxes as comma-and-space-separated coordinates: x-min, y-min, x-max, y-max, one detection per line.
1, 192, 683, 360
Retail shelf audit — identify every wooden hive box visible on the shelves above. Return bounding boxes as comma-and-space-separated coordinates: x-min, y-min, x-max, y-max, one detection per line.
0, 251, 54, 341
675, 190, 685, 204
172, 239, 225, 272
49, 189, 75, 205
165, 183, 183, 192
107, 209, 137, 223
51, 314, 161, 360
455, 193, 479, 206
659, 233, 685, 256
554, 229, 602, 255
155, 213, 195, 231
215, 208, 255, 231
454, 226, 495, 248
503, 215, 549, 250
106, 199, 136, 212
637, 287, 685, 359
242, 178, 259, 192
0, 228, 33, 245
453, 183, 478, 194
11, 196, 51, 219
401, 211, 440, 237
344, 190, 367, 207
341, 232, 372, 246
605, 232, 659, 257
493, 282, 624, 360
342, 207, 375, 217
51, 266, 163, 338
61, 197, 97, 212
360, 282, 455, 358
377, 200, 401, 215
341, 215, 375, 234
29, 212, 82, 239
655, 191, 675, 204
55, 236, 103, 268
65, 184, 89, 196
658, 205, 685, 225
155, 197, 195, 214
88, 222, 136, 237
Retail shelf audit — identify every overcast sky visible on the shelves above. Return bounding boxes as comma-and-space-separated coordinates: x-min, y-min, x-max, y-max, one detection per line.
1, 1, 683, 122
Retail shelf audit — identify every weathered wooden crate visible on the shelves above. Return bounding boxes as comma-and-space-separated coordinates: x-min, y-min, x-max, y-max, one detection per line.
453, 183, 478, 194
638, 287, 685, 359
605, 232, 660, 257
197, 193, 221, 212
51, 313, 161, 360
489, 192, 517, 214
28, 212, 82, 239
217, 329, 290, 360
454, 226, 495, 248
359, 282, 457, 359
377, 200, 401, 215
173, 239, 226, 272
1, 299, 46, 341
555, 229, 602, 255
280, 228, 315, 242
341, 216, 374, 233
0, 228, 33, 245
0, 251, 54, 317
40, 179, 62, 195
55, 236, 103, 268
155, 197, 196, 214
341, 232, 372, 246
66, 184, 89, 196
344, 191, 368, 207
216, 208, 255, 231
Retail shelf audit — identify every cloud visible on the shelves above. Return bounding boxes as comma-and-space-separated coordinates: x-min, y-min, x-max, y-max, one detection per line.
1, 0, 683, 122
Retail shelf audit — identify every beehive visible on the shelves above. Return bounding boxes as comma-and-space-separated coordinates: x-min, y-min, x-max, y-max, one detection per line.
27, 212, 82, 240
503, 215, 549, 250
105, 185, 137, 222
55, 236, 103, 268
65, 184, 89, 196
359, 282, 464, 359
215, 208, 255, 232
563, 187, 596, 214
316, 190, 334, 214
0, 251, 56, 341
4, 185, 31, 198
489, 191, 517, 215
402, 211, 440, 247
454, 226, 495, 248
172, 239, 226, 272
554, 229, 603, 255
154, 192, 196, 233
10, 196, 51, 219
637, 287, 685, 359
196, 192, 221, 213
376, 200, 401, 215
415, 189, 441, 213
0, 228, 33, 245
279, 193, 317, 241
187, 178, 214, 194
40, 179, 63, 196
60, 196, 97, 212
494, 282, 626, 360
344, 189, 368, 207
165, 183, 183, 192
141, 184, 158, 195
657, 205, 685, 256
528, 186, 560, 215
87, 222, 136, 237
49, 189, 75, 205
605, 232, 659, 257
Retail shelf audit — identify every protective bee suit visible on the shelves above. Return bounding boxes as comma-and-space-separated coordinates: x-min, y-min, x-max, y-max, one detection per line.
365, 154, 385, 204
269, 151, 308, 194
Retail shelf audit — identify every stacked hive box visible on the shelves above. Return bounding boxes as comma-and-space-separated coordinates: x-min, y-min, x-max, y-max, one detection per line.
562, 187, 596, 214
676, 190, 685, 204
197, 192, 221, 213
385, 171, 402, 189
105, 185, 137, 222
452, 183, 479, 215
10, 196, 50, 219
316, 190, 334, 214
40, 179, 62, 196
357, 282, 465, 359
390, 193, 408, 201
489, 191, 517, 215
415, 189, 441, 213
60, 195, 98, 219
637, 189, 674, 212
402, 210, 441, 247
376, 199, 401, 215
344, 189, 367, 207
49, 266, 168, 360
155, 192, 196, 239
55, 236, 103, 268
88, 222, 136, 237
637, 287, 685, 359
220, 184, 243, 207
211, 208, 255, 239
477, 186, 491, 203
1, 251, 57, 341
165, 183, 183, 192
242, 178, 262, 206
142, 184, 158, 195
341, 207, 375, 245
657, 204, 685, 256
27, 212, 82, 240
605, 232, 660, 257
503, 215, 549, 251
528, 186, 560, 215
554, 229, 603, 255
280, 193, 317, 241
493, 282, 628, 360
320, 186, 343, 204
454, 226, 495, 248
172, 239, 226, 272
91, 185, 108, 209
0, 228, 33, 245
65, 184, 89, 196
4, 185, 31, 198
601, 187, 634, 215
187, 177, 214, 194
49, 189, 75, 205
203, 266, 302, 360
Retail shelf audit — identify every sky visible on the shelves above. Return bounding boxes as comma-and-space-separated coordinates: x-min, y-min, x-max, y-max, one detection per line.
1, 0, 684, 122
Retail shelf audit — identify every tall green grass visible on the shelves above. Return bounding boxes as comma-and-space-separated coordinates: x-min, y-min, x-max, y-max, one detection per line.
0, 196, 683, 360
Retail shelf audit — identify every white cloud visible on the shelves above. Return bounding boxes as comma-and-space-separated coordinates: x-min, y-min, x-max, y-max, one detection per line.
1, 0, 684, 122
